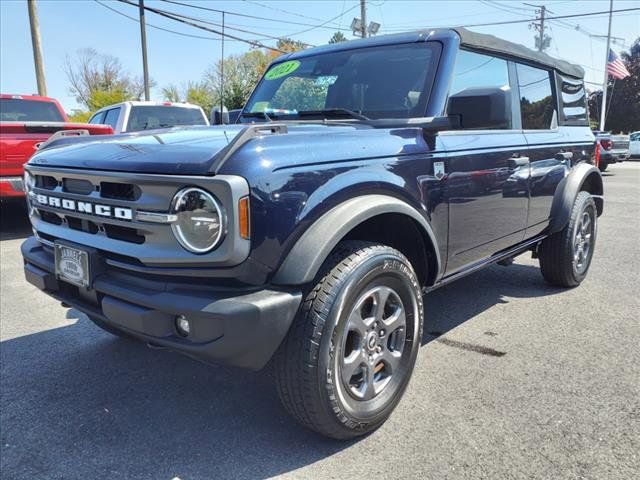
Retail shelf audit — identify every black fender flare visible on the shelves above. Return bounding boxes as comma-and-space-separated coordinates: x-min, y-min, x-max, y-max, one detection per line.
549, 162, 603, 234
272, 194, 441, 286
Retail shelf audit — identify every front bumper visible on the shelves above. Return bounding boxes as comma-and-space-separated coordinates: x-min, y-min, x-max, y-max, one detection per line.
22, 236, 302, 369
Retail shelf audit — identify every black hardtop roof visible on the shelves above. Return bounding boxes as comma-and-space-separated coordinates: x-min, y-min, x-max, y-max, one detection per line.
280, 27, 584, 79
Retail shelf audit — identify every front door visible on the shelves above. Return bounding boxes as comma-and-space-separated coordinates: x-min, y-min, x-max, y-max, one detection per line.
441, 132, 530, 273
440, 50, 530, 274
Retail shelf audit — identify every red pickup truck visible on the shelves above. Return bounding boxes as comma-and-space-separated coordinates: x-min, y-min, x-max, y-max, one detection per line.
0, 94, 113, 198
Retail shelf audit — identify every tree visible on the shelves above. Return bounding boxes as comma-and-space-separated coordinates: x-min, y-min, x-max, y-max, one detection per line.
67, 110, 91, 123
204, 50, 270, 109
276, 38, 307, 53
329, 31, 347, 44
162, 81, 215, 114
64, 48, 151, 111
162, 85, 181, 103
588, 37, 640, 133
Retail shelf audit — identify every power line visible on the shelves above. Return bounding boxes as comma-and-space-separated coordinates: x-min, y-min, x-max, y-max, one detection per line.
95, 0, 225, 41
140, 4, 317, 46
459, 7, 640, 29
160, 0, 353, 32
286, 4, 360, 38
117, 0, 286, 52
381, 6, 639, 31
241, 0, 343, 26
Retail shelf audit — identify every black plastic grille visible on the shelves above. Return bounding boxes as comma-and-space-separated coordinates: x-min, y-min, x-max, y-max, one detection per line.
100, 182, 141, 201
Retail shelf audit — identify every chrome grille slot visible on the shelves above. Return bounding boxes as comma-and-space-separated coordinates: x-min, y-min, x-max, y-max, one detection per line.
66, 216, 99, 234
38, 210, 62, 225
100, 182, 141, 201
63, 178, 94, 195
104, 224, 145, 244
35, 175, 58, 190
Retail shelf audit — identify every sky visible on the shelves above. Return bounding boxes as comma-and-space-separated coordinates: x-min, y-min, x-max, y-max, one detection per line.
1, 0, 638, 113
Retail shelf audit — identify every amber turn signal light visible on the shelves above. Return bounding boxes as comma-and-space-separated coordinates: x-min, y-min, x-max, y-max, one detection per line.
239, 196, 250, 239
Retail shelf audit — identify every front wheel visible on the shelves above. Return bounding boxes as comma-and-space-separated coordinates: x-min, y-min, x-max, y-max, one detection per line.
274, 241, 424, 439
539, 191, 597, 287
598, 161, 608, 172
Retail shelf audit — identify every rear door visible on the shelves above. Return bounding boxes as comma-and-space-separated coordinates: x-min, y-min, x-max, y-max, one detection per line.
515, 64, 592, 237
440, 50, 530, 274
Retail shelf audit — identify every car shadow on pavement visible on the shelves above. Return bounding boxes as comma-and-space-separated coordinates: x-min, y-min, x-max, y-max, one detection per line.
0, 261, 562, 480
422, 262, 563, 346
0, 201, 31, 241
0, 313, 353, 480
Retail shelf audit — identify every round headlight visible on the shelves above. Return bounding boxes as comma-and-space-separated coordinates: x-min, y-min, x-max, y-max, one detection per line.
170, 188, 225, 253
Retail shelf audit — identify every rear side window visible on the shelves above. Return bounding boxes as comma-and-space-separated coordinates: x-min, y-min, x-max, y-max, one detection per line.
89, 111, 106, 124
557, 74, 588, 125
0, 98, 65, 122
517, 64, 555, 129
103, 108, 120, 130
126, 106, 207, 132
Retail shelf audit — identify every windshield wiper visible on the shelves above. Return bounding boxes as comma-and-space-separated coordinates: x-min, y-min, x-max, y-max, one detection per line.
296, 108, 370, 121
239, 111, 272, 122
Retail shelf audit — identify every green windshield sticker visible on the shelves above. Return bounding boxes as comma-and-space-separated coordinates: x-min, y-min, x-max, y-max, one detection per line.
265, 60, 300, 80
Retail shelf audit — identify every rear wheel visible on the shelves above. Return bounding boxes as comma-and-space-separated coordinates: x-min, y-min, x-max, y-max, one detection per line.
274, 241, 423, 439
539, 191, 597, 287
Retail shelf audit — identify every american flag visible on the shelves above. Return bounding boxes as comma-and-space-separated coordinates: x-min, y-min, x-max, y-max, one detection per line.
607, 49, 631, 80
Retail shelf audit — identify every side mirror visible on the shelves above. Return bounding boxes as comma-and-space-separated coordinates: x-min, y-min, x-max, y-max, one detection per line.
447, 87, 511, 130
211, 106, 229, 125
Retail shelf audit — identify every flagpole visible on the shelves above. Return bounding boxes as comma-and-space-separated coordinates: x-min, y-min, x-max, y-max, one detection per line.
599, 0, 613, 131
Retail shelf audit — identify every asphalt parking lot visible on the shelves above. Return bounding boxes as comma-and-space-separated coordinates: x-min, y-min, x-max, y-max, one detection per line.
1, 162, 638, 480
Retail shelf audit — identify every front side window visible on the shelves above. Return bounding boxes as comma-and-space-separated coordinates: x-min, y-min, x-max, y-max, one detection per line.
517, 64, 555, 129
126, 106, 207, 132
0, 99, 65, 122
245, 43, 441, 120
449, 50, 510, 96
89, 111, 106, 125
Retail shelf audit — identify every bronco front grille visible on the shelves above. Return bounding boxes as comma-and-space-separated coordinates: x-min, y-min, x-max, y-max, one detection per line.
25, 166, 250, 269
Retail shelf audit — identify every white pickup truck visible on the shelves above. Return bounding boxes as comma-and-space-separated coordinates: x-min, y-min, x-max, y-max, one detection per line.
88, 101, 209, 134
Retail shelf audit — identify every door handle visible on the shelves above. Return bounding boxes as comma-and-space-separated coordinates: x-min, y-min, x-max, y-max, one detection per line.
508, 156, 530, 169
555, 151, 573, 161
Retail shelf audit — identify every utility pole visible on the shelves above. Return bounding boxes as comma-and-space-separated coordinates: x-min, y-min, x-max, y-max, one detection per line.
538, 5, 546, 52
220, 11, 225, 118
360, 0, 367, 38
27, 0, 47, 96
139, 0, 150, 101
525, 3, 549, 52
599, 0, 613, 131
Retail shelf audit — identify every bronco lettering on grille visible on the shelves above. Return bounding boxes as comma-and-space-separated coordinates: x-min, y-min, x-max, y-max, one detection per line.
30, 193, 133, 220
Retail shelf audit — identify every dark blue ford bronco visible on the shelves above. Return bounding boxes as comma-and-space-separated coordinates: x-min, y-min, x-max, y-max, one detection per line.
21, 28, 603, 439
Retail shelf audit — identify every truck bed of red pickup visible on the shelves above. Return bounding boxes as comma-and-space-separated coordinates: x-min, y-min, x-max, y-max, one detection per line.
1, 95, 113, 198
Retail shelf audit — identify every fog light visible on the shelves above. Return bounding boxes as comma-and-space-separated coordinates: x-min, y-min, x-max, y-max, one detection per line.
176, 315, 190, 337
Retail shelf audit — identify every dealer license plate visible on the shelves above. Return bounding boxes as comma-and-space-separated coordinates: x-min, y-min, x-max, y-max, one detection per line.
55, 243, 90, 288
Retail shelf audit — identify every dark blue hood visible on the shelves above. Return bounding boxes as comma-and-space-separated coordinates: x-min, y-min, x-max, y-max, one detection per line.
28, 123, 430, 177
29, 126, 245, 175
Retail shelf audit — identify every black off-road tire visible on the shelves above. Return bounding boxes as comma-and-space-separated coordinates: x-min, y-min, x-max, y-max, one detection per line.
274, 241, 424, 439
598, 161, 608, 172
539, 191, 597, 287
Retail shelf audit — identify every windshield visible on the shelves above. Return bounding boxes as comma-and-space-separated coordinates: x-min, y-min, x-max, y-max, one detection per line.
126, 106, 207, 132
0, 98, 65, 122
244, 43, 440, 121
